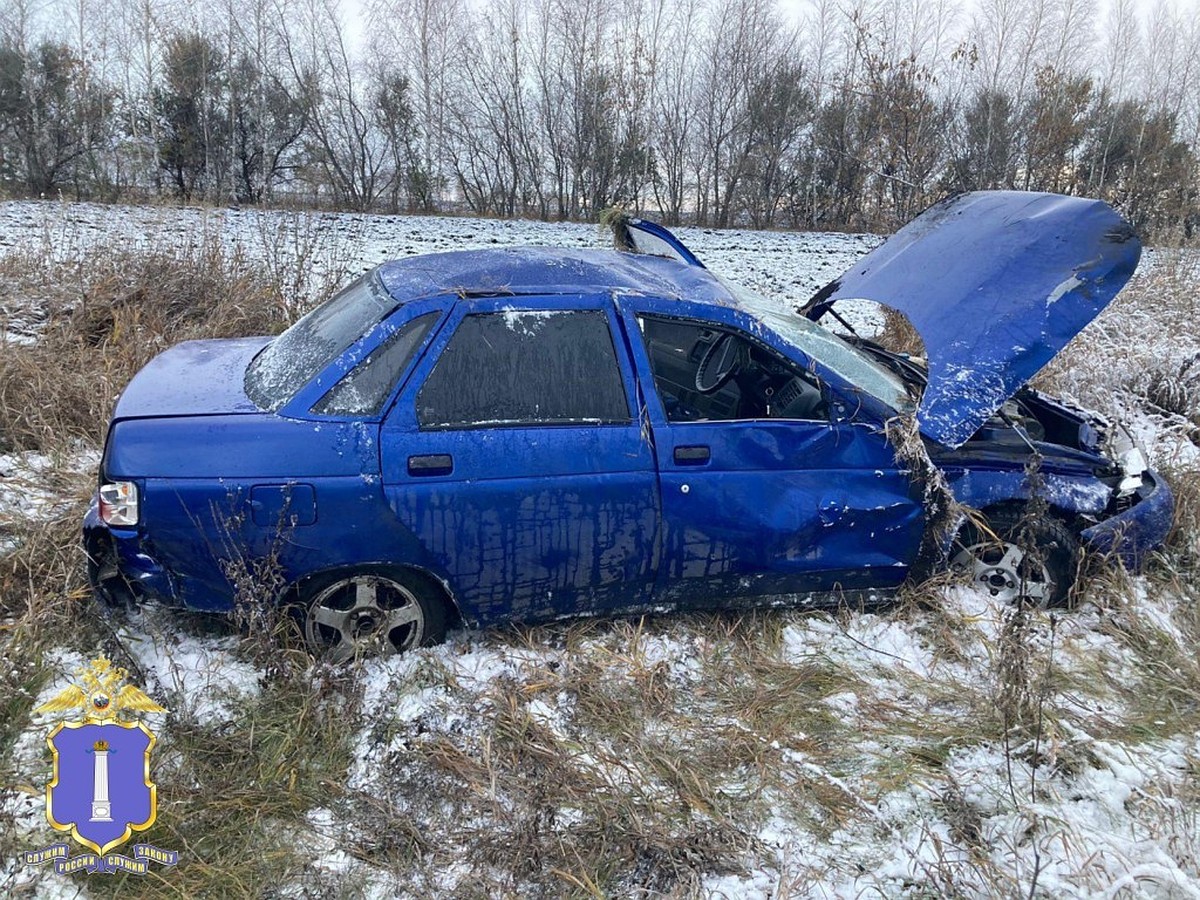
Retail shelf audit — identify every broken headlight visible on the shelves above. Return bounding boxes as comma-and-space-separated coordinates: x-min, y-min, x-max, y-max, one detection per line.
1108, 425, 1148, 498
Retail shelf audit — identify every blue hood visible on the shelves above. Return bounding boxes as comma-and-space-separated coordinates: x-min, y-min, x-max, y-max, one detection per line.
801, 192, 1141, 447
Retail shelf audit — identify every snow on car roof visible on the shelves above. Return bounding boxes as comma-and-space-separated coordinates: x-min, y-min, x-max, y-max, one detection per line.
375, 246, 738, 307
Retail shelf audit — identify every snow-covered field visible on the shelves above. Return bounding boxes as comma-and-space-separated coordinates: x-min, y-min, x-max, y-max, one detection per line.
1, 200, 1199, 898
0, 199, 876, 344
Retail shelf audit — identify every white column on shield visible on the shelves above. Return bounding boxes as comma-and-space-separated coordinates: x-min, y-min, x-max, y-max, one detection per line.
91, 740, 113, 822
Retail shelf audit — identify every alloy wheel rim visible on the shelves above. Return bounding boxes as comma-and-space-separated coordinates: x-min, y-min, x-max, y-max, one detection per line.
951, 541, 1053, 607
305, 575, 425, 661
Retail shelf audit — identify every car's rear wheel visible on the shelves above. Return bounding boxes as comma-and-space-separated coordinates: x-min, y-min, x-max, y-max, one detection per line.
302, 567, 447, 662
951, 507, 1080, 608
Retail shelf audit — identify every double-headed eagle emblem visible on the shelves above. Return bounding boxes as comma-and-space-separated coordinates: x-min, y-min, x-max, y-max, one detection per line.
35, 657, 164, 724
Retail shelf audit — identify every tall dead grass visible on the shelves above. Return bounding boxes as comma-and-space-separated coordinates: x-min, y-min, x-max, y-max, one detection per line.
1039, 245, 1200, 428
0, 240, 292, 452
0, 231, 305, 704
0, 230, 343, 895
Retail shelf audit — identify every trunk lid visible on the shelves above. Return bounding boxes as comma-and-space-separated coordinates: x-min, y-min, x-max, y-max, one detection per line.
112, 337, 270, 422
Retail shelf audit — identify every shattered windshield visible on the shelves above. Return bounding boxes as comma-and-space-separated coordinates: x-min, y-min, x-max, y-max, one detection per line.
720, 277, 914, 413
245, 274, 396, 411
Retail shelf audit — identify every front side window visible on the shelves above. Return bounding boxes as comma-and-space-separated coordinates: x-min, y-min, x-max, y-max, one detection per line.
312, 312, 440, 416
638, 315, 829, 422
716, 278, 913, 413
417, 309, 630, 428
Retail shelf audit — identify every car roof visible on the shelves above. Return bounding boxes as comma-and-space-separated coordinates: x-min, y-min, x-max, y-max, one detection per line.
375, 247, 738, 308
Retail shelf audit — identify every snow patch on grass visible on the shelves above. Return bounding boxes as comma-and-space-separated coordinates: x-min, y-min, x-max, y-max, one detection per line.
118, 622, 261, 726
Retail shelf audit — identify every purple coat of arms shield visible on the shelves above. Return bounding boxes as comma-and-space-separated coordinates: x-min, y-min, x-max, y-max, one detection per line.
46, 721, 157, 856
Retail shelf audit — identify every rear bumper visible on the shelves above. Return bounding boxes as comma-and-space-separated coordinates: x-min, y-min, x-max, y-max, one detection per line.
1080, 469, 1174, 569
83, 497, 179, 605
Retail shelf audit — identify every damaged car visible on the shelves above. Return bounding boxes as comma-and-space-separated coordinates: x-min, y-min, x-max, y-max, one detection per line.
85, 191, 1173, 660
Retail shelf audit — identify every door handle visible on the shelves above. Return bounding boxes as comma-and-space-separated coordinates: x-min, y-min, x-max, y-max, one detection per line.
673, 445, 710, 465
408, 454, 453, 476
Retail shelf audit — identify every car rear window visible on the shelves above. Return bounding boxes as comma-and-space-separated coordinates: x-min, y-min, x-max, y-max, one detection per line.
417, 309, 630, 428
245, 274, 397, 411
312, 312, 440, 416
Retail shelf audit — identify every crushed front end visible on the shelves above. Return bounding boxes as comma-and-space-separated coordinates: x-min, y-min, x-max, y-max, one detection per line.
1078, 426, 1175, 568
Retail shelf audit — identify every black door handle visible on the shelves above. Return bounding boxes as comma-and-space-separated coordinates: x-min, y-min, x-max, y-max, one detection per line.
674, 445, 710, 465
408, 454, 453, 476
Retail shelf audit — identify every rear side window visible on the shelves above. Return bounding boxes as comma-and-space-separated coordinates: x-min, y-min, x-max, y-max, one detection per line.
312, 312, 440, 416
417, 309, 630, 428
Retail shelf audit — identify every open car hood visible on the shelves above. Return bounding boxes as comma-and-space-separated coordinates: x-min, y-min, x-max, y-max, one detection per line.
799, 192, 1141, 447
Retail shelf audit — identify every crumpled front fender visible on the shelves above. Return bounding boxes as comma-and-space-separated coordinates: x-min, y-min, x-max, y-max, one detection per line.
1080, 470, 1174, 569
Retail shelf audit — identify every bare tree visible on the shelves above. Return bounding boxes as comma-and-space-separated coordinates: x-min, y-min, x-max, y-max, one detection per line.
367, 0, 464, 210
693, 0, 793, 227
450, 0, 542, 216
108, 0, 166, 192
220, 0, 308, 203
647, 0, 699, 224
277, 0, 392, 209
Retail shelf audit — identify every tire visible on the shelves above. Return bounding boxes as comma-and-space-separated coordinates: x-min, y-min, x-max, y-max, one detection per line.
950, 507, 1080, 608
301, 566, 448, 662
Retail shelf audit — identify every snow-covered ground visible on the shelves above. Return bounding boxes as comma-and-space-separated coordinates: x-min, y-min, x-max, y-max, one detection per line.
1, 200, 1199, 898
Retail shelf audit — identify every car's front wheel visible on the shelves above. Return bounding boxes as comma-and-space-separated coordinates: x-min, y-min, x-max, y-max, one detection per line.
302, 567, 448, 662
951, 507, 1080, 608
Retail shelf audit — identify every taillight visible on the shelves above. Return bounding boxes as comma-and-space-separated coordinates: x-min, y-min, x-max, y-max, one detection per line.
99, 481, 139, 526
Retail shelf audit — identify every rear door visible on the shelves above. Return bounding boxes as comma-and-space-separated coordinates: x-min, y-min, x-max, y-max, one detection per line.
379, 295, 660, 625
618, 298, 924, 606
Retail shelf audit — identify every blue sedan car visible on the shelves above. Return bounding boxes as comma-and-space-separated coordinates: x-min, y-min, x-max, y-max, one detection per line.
85, 192, 1173, 660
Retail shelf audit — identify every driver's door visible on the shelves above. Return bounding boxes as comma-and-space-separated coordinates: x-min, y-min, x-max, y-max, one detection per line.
617, 298, 924, 606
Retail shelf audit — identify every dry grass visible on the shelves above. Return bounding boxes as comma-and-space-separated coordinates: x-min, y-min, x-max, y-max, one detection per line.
376, 619, 770, 896
0, 241, 290, 453
65, 665, 363, 900
1039, 244, 1200, 429
0, 228, 356, 896
876, 306, 926, 358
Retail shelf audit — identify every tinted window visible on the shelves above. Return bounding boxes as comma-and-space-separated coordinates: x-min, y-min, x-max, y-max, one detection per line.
418, 310, 629, 428
312, 312, 440, 416
246, 274, 397, 411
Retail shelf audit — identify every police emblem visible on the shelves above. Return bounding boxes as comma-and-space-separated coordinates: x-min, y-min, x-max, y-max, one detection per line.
23, 657, 179, 876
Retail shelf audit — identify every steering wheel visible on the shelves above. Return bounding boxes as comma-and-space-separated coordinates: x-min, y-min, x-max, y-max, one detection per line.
694, 333, 746, 394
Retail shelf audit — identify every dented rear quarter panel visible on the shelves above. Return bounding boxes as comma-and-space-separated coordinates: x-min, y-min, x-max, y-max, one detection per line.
102, 414, 431, 611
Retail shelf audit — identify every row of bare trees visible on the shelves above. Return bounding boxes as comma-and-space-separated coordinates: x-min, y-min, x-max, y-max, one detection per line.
0, 0, 1197, 233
